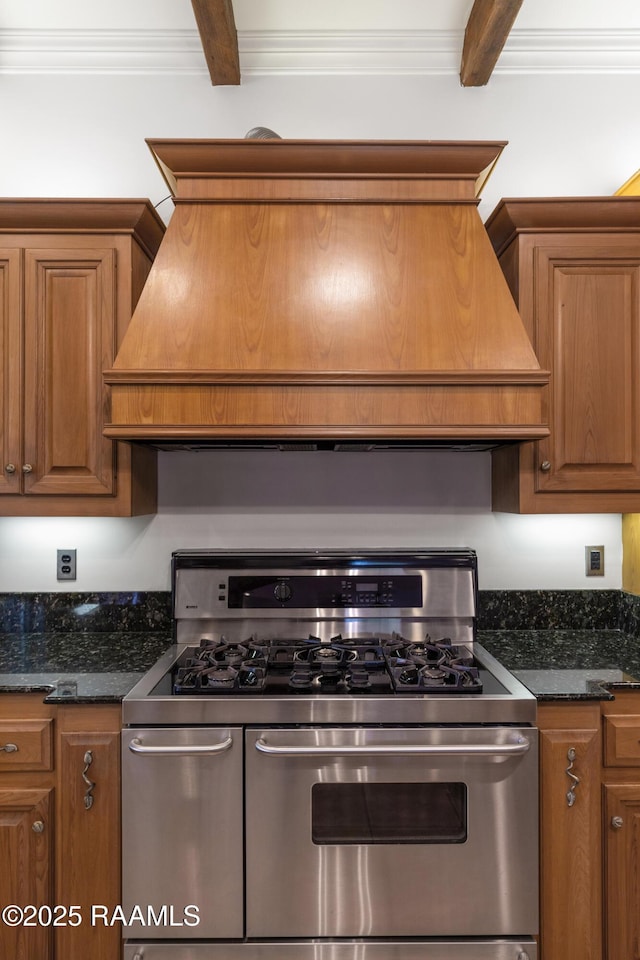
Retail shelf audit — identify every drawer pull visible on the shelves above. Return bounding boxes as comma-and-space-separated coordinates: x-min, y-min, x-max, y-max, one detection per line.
128, 736, 233, 756
0, 742, 18, 754
566, 747, 580, 806
611, 816, 624, 830
255, 736, 531, 758
82, 750, 95, 810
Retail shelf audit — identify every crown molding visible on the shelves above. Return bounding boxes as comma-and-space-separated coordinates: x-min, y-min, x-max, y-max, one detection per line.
0, 27, 639, 76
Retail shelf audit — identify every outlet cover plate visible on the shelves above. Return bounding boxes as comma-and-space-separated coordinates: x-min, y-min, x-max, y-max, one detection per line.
585, 545, 604, 577
57, 549, 77, 581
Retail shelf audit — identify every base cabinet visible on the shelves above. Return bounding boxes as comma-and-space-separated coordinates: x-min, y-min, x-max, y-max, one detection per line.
0, 788, 53, 960
604, 784, 640, 960
539, 693, 640, 960
537, 702, 602, 960
56, 716, 121, 960
0, 696, 121, 959
602, 695, 640, 960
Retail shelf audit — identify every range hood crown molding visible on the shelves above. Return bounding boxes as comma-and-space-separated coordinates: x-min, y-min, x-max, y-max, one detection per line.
105, 138, 549, 446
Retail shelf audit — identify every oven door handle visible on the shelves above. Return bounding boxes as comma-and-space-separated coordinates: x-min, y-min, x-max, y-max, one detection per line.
254, 736, 531, 758
128, 736, 233, 756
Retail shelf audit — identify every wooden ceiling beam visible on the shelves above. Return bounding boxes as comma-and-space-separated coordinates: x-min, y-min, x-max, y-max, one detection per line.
460, 0, 523, 87
191, 0, 240, 86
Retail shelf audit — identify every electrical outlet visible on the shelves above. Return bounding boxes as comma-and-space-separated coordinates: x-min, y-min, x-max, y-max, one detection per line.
57, 549, 77, 581
585, 545, 604, 577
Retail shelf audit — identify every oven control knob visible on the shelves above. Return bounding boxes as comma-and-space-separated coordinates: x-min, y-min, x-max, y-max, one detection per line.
273, 581, 292, 603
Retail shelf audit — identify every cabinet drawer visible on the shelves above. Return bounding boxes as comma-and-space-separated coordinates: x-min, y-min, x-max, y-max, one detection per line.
0, 719, 53, 771
604, 715, 640, 766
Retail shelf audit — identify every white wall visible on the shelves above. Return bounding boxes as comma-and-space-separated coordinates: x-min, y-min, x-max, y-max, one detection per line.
0, 65, 634, 592
1, 72, 637, 215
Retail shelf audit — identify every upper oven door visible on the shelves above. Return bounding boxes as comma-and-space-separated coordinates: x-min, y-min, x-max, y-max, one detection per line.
245, 726, 538, 939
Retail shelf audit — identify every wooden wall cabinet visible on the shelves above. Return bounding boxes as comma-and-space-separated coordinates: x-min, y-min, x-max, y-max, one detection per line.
487, 198, 640, 512
0, 200, 164, 516
0, 695, 121, 960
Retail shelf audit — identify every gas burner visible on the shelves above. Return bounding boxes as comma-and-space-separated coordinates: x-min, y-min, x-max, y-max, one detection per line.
213, 644, 249, 666
421, 667, 447, 684
202, 666, 237, 686
295, 644, 359, 666
389, 658, 481, 692
173, 651, 267, 694
190, 636, 268, 665
382, 634, 482, 693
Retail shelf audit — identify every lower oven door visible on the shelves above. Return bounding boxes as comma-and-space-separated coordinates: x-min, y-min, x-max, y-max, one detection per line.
122, 727, 243, 938
245, 726, 538, 938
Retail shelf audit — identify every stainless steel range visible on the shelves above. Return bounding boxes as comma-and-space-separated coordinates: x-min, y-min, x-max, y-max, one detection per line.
122, 549, 538, 960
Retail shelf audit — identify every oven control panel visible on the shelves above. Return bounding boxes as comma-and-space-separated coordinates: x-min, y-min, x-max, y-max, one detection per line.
226, 574, 423, 609
172, 552, 477, 621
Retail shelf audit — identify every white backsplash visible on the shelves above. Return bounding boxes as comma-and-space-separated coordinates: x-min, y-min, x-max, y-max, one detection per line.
0, 450, 622, 592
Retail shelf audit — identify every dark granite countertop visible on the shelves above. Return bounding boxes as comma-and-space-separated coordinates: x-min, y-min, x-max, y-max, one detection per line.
2, 625, 640, 704
0, 631, 171, 703
479, 629, 640, 700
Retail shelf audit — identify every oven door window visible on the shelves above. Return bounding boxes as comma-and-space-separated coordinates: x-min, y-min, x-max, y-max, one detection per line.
311, 781, 467, 844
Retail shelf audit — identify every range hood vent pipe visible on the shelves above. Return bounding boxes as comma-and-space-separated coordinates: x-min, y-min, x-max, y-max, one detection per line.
244, 126, 282, 140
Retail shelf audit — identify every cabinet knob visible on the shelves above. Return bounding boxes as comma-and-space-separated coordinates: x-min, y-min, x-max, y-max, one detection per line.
540, 460, 552, 472
4, 463, 16, 474
21, 463, 33, 474
611, 815, 624, 830
32, 820, 45, 834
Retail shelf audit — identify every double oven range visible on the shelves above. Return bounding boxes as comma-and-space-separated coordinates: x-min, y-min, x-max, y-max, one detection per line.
122, 549, 538, 960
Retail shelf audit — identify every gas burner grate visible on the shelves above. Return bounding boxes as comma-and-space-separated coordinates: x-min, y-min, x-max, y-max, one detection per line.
172, 633, 482, 696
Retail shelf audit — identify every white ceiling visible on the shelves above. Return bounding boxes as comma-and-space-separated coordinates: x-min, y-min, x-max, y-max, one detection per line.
1, 0, 640, 77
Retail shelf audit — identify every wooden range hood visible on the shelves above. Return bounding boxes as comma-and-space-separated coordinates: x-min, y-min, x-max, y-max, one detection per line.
104, 139, 549, 447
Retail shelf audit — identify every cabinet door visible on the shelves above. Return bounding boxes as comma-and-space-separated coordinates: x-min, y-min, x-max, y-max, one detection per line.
0, 248, 22, 494
604, 783, 640, 960
23, 246, 116, 496
0, 788, 53, 960
538, 711, 602, 960
56, 729, 121, 960
534, 243, 640, 494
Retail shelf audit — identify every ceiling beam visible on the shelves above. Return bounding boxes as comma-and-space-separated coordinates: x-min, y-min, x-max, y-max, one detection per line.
460, 0, 523, 87
191, 0, 240, 86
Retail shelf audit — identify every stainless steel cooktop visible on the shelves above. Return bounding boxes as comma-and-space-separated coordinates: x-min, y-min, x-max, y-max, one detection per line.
123, 549, 536, 725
